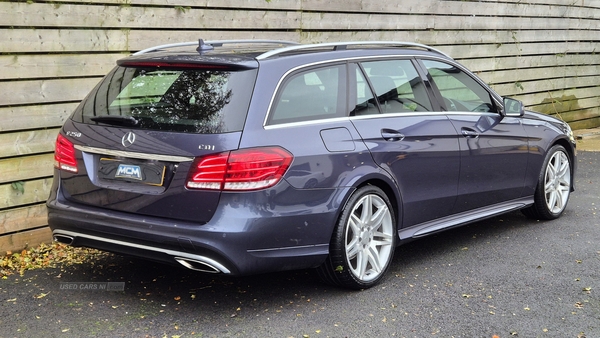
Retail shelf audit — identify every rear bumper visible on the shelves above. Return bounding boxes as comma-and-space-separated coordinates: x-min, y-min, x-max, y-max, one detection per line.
47, 184, 348, 276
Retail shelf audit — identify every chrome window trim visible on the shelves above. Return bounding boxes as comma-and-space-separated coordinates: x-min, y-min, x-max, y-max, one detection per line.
74, 145, 194, 162
264, 117, 352, 130
264, 111, 496, 129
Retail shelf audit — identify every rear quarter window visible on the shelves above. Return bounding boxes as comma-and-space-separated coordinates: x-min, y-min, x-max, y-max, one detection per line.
268, 64, 346, 125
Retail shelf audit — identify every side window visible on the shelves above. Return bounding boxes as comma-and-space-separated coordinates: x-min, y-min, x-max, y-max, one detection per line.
358, 60, 433, 114
269, 65, 344, 124
421, 60, 495, 113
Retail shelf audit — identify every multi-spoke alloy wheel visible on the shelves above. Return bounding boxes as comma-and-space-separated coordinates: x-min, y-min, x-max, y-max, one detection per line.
544, 148, 571, 213
523, 145, 572, 220
317, 185, 396, 289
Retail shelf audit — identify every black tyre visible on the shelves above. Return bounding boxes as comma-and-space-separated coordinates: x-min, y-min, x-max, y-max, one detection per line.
317, 185, 396, 289
522, 144, 572, 220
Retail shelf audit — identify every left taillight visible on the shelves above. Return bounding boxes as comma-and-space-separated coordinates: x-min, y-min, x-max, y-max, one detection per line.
54, 134, 78, 173
186, 147, 293, 191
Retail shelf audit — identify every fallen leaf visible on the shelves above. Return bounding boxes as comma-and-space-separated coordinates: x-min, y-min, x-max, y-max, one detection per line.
35, 292, 50, 299
1, 243, 110, 277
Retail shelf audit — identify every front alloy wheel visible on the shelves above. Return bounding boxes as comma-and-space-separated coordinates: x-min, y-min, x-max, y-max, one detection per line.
522, 144, 572, 220
318, 185, 396, 289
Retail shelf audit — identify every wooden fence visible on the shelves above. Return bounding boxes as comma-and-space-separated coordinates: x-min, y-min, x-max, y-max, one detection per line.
1, 0, 599, 252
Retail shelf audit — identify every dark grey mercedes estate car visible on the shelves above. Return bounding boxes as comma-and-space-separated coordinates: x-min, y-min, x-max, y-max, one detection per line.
48, 40, 576, 289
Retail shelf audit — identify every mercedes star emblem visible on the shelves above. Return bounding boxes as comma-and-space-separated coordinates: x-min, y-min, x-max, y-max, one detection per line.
122, 132, 136, 148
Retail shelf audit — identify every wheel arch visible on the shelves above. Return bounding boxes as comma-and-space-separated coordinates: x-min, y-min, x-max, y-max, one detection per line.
327, 170, 403, 245
551, 137, 576, 192
356, 179, 401, 230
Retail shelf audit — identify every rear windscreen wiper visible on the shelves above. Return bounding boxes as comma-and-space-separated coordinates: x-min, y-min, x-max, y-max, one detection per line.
90, 115, 139, 127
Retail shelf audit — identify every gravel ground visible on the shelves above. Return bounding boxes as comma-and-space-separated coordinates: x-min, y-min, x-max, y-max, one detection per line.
1, 147, 599, 338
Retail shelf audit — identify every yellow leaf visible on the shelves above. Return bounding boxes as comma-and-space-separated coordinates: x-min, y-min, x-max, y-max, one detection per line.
35, 292, 50, 299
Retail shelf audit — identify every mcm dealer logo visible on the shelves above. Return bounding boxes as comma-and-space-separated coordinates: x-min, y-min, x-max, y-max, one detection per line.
115, 164, 143, 180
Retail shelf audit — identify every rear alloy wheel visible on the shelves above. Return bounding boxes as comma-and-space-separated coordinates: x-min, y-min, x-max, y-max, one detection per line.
318, 186, 396, 289
522, 144, 572, 220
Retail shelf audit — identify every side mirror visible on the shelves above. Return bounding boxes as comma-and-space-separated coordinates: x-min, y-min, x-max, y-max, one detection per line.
502, 97, 524, 117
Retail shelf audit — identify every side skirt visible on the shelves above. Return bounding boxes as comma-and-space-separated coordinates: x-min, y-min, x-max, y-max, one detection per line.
398, 197, 533, 240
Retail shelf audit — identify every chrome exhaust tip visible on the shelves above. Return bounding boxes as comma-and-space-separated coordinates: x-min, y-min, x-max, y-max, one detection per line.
175, 257, 222, 274
53, 234, 74, 245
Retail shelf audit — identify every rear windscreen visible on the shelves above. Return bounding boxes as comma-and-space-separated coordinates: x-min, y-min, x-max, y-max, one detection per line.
72, 66, 258, 133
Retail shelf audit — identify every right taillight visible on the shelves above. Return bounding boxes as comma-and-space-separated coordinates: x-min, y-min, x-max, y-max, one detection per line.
186, 147, 293, 191
54, 134, 78, 173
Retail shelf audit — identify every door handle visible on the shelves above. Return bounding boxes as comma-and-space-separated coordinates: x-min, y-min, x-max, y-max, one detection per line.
381, 129, 405, 141
461, 128, 479, 138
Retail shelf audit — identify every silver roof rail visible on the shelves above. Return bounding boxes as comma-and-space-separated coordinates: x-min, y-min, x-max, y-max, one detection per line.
134, 39, 300, 55
256, 41, 451, 60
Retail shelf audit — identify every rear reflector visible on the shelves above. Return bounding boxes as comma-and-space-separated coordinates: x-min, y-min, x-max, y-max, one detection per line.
54, 134, 78, 173
186, 147, 293, 191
